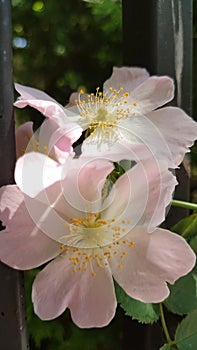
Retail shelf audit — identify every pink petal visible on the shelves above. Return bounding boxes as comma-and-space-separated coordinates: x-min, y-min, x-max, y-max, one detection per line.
129, 76, 174, 113
120, 115, 175, 167
21, 192, 70, 242
14, 83, 66, 120
14, 152, 62, 197
136, 160, 177, 228
38, 118, 82, 163
102, 159, 176, 229
103, 66, 149, 93
32, 254, 117, 327
40, 118, 82, 148
0, 184, 24, 218
14, 157, 114, 242
81, 114, 175, 168
58, 157, 114, 213
15, 121, 34, 158
77, 158, 114, 202
147, 107, 197, 166
110, 227, 196, 303
0, 185, 61, 269
81, 129, 146, 161
66, 92, 79, 107
12, 157, 113, 241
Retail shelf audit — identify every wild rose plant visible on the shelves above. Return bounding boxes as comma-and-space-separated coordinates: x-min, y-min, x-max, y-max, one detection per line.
0, 67, 197, 348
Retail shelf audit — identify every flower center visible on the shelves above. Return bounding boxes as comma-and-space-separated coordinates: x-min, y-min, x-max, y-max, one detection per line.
58, 211, 133, 249
62, 212, 115, 248
58, 212, 134, 276
76, 87, 131, 137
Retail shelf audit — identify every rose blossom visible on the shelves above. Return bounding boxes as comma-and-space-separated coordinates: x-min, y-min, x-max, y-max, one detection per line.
14, 67, 197, 167
0, 155, 195, 328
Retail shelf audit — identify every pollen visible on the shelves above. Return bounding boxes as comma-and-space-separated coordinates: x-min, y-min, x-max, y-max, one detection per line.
58, 210, 135, 277
75, 86, 131, 141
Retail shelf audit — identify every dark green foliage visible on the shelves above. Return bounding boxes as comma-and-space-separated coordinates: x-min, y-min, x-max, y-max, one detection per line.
175, 310, 197, 350
12, 0, 122, 126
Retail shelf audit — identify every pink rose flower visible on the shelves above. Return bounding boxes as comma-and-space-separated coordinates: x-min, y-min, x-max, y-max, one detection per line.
0, 156, 195, 328
14, 67, 197, 167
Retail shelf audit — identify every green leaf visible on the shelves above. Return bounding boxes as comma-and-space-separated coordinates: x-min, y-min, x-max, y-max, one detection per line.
160, 345, 170, 350
171, 213, 197, 239
190, 236, 197, 254
115, 282, 160, 324
66, 316, 123, 350
175, 310, 197, 349
28, 316, 65, 348
160, 345, 177, 350
165, 266, 197, 315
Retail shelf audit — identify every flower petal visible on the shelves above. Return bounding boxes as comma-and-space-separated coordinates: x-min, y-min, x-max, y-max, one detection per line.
58, 157, 114, 213
129, 76, 174, 113
120, 115, 175, 167
40, 118, 82, 147
38, 118, 82, 163
110, 227, 196, 303
21, 191, 70, 242
81, 124, 156, 163
103, 66, 149, 93
32, 254, 117, 327
14, 157, 114, 241
147, 107, 197, 166
14, 83, 66, 120
0, 185, 61, 269
15, 121, 34, 158
15, 152, 62, 198
102, 159, 176, 229
0, 184, 24, 218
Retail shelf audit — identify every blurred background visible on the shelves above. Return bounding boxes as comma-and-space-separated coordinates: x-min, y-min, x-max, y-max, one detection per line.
11, 0, 197, 349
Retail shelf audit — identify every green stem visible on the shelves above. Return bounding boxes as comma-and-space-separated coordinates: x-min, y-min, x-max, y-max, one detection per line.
159, 303, 173, 346
171, 200, 197, 211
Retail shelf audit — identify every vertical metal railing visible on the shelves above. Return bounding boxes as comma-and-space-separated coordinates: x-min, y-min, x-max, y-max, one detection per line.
122, 1, 193, 349
0, 1, 29, 349
122, 0, 193, 226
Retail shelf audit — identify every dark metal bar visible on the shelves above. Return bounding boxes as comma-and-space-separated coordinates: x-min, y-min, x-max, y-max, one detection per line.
122, 0, 193, 226
122, 0, 193, 113
0, 1, 29, 349
122, 1, 193, 349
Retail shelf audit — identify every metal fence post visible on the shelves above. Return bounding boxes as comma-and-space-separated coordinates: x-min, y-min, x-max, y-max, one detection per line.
122, 1, 193, 349
0, 1, 29, 349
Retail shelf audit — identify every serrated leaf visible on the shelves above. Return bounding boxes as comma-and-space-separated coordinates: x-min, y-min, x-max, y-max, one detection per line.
175, 310, 197, 349
115, 282, 159, 324
165, 266, 197, 315
171, 213, 197, 239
